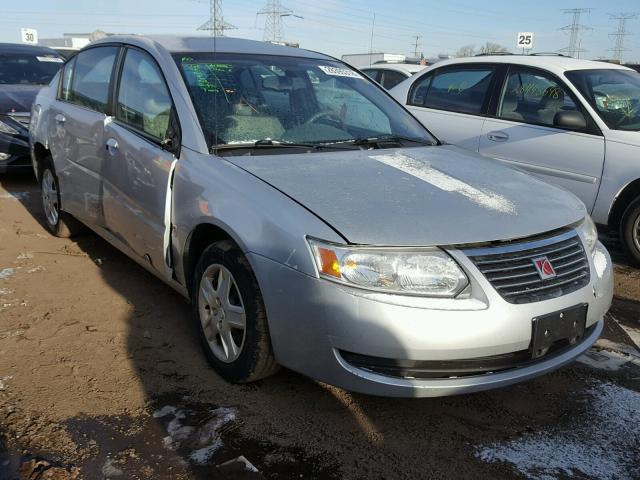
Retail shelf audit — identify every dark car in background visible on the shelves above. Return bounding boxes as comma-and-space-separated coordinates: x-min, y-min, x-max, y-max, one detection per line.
0, 43, 63, 173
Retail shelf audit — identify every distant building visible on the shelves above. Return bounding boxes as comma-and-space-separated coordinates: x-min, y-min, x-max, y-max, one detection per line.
39, 30, 127, 50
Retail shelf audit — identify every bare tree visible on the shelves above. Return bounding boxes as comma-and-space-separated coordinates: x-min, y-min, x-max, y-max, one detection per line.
456, 45, 476, 57
479, 42, 509, 54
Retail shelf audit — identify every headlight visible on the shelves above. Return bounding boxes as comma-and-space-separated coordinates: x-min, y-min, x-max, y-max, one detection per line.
308, 238, 468, 297
577, 216, 598, 254
0, 119, 19, 136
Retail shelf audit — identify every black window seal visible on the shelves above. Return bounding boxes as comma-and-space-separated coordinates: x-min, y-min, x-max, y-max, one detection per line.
491, 64, 602, 137
112, 45, 182, 155
407, 63, 498, 117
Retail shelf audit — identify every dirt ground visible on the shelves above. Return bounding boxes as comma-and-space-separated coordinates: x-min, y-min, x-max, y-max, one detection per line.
1, 173, 639, 480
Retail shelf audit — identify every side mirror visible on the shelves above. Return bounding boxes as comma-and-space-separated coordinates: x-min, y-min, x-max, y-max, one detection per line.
553, 111, 587, 131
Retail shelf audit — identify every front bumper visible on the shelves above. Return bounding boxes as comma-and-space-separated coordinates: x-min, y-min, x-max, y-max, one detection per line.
249, 240, 613, 398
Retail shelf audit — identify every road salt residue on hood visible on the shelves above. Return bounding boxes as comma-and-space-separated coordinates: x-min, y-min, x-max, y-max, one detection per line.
476, 381, 640, 479
369, 152, 516, 215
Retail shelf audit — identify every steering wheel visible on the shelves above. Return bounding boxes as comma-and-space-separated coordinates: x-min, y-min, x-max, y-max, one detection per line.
304, 110, 343, 126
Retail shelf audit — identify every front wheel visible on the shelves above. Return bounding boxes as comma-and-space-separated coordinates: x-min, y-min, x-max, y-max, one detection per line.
40, 159, 83, 238
620, 197, 640, 266
192, 240, 279, 383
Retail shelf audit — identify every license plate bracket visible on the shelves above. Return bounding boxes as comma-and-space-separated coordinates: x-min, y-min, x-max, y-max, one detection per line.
531, 304, 588, 359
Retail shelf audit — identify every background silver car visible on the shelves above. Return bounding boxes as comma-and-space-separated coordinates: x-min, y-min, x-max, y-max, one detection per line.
30, 36, 613, 397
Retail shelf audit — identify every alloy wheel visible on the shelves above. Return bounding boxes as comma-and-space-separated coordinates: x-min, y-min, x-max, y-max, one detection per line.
41, 169, 59, 227
198, 264, 247, 363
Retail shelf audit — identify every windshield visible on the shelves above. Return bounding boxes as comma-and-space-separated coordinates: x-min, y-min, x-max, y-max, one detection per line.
565, 68, 640, 131
173, 53, 436, 149
0, 52, 63, 85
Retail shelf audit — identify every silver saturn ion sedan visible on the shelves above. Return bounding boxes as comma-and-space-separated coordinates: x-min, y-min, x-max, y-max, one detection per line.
30, 36, 613, 397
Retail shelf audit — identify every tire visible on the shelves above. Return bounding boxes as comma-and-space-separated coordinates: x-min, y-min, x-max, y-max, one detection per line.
620, 196, 640, 266
39, 157, 83, 238
192, 240, 279, 383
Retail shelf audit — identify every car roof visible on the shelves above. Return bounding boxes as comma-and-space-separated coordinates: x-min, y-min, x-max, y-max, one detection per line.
428, 54, 634, 74
363, 63, 426, 74
91, 35, 334, 60
0, 42, 62, 56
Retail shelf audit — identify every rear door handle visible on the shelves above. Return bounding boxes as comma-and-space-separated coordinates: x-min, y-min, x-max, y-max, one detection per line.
54, 114, 66, 124
105, 138, 119, 155
487, 131, 509, 142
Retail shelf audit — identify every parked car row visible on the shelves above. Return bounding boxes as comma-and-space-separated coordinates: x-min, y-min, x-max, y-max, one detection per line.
23, 36, 615, 398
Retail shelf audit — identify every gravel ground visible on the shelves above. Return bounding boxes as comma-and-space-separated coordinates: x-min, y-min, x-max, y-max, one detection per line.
1, 174, 639, 480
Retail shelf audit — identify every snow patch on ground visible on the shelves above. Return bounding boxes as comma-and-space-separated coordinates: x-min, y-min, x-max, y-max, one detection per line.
476, 381, 640, 479
0, 191, 30, 200
370, 152, 517, 214
577, 349, 640, 371
155, 405, 236, 465
0, 268, 15, 280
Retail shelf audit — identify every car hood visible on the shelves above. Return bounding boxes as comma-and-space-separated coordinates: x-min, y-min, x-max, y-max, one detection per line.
0, 84, 42, 113
226, 145, 586, 246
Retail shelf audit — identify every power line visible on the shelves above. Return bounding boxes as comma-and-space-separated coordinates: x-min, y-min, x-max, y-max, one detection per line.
558, 8, 592, 58
257, 0, 301, 43
608, 12, 638, 62
411, 34, 422, 57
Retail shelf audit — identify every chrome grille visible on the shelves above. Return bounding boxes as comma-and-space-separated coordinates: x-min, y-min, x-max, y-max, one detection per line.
464, 230, 590, 304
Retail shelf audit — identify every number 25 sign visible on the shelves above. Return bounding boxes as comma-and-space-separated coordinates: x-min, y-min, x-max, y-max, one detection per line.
517, 32, 533, 50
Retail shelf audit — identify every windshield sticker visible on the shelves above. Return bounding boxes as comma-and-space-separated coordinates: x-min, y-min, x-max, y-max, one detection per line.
36, 56, 63, 63
369, 153, 516, 215
318, 66, 363, 79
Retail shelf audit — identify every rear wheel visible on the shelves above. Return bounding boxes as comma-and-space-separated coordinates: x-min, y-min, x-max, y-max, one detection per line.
192, 240, 279, 383
620, 196, 640, 266
40, 158, 83, 238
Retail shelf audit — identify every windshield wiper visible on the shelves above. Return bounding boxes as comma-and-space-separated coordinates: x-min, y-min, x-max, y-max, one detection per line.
326, 135, 436, 148
212, 139, 356, 153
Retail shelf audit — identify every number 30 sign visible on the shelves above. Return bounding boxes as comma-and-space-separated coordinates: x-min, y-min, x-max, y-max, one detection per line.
21, 28, 38, 45
517, 32, 533, 50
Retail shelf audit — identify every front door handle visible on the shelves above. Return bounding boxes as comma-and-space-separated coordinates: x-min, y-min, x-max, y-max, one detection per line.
54, 114, 66, 124
487, 131, 509, 142
105, 138, 119, 156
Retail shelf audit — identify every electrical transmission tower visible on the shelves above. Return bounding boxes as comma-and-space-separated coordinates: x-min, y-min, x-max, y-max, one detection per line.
608, 13, 638, 62
197, 0, 236, 37
558, 8, 592, 58
411, 35, 422, 58
257, 0, 301, 43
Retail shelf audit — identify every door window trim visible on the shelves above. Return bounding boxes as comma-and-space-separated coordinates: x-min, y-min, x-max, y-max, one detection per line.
55, 43, 123, 116
491, 64, 602, 136
407, 63, 501, 116
112, 45, 182, 153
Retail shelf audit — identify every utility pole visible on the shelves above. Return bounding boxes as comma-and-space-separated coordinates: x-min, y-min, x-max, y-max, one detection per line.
197, 0, 236, 37
411, 35, 422, 58
608, 13, 638, 63
558, 8, 592, 58
257, 0, 301, 43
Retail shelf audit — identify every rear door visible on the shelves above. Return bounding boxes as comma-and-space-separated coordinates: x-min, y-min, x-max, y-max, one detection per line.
405, 64, 498, 151
101, 46, 180, 273
479, 65, 605, 210
48, 46, 120, 225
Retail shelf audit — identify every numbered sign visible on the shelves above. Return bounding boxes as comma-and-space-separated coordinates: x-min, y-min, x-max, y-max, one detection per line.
517, 32, 533, 50
21, 28, 38, 45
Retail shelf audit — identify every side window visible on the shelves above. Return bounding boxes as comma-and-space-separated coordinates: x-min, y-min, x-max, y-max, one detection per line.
59, 57, 76, 101
380, 70, 407, 89
116, 49, 173, 140
361, 69, 380, 82
498, 67, 578, 127
421, 67, 495, 115
68, 47, 118, 114
408, 73, 433, 106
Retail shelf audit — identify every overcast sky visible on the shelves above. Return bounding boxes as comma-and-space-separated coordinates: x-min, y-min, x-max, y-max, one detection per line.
2, 0, 639, 62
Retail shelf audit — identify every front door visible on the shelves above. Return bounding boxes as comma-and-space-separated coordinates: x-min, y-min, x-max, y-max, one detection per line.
101, 47, 179, 273
479, 65, 605, 211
